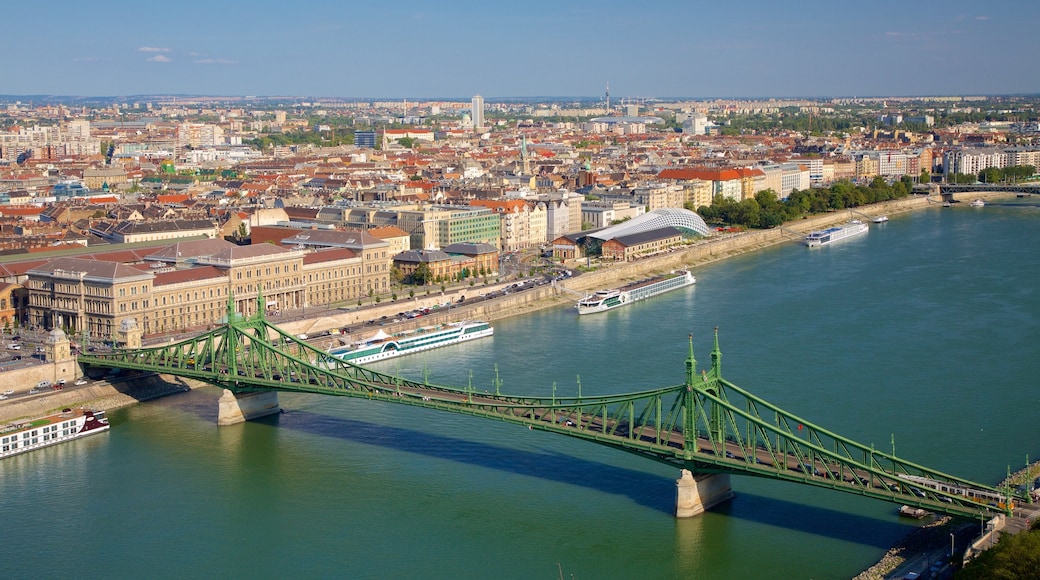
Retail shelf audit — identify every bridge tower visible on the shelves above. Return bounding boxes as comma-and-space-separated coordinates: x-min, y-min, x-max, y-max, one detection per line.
114, 317, 142, 349
676, 331, 734, 517
217, 289, 281, 426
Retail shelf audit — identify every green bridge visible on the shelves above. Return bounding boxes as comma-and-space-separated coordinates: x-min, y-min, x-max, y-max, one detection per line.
78, 295, 1030, 520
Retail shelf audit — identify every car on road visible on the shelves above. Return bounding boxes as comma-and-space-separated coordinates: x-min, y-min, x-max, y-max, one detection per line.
74, 379, 88, 386
2, 389, 13, 395
27, 389, 39, 395
6, 343, 20, 350
0, 394, 7, 401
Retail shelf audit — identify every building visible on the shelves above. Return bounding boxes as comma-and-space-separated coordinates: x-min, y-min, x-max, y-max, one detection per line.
276, 229, 392, 298
22, 235, 391, 339
581, 202, 644, 230
472, 95, 485, 130
658, 169, 743, 202
331, 205, 501, 252
178, 123, 225, 148
589, 208, 711, 240
601, 227, 683, 262
944, 148, 1008, 177
91, 219, 219, 244
354, 130, 377, 149
469, 199, 546, 251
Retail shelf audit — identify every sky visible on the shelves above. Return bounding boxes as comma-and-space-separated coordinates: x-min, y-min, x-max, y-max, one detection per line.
2, 0, 1039, 100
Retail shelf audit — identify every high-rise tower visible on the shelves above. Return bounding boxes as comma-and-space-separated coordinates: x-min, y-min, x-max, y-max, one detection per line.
471, 95, 485, 130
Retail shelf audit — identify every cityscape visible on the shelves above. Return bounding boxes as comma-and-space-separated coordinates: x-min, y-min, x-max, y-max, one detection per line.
3, 1, 1040, 577
1, 93, 1039, 340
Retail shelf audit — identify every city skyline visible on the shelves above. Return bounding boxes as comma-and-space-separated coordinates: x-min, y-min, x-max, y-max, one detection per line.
2, 0, 1039, 99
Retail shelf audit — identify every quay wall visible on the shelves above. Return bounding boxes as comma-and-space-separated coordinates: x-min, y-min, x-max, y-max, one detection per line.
0, 374, 205, 424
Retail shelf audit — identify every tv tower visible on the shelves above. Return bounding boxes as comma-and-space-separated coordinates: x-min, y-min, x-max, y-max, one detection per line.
605, 82, 610, 114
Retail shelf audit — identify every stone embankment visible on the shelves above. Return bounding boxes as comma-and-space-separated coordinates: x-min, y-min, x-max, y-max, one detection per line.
0, 374, 208, 424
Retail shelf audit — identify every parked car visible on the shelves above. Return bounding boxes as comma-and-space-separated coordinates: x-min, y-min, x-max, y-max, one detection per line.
2, 389, 13, 395
6, 343, 21, 350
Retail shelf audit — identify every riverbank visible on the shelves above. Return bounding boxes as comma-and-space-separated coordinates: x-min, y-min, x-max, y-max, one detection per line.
2, 190, 1022, 577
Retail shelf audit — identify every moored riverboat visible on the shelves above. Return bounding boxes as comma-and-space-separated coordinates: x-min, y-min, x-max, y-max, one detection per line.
327, 321, 493, 365
1, 408, 110, 459
576, 270, 695, 315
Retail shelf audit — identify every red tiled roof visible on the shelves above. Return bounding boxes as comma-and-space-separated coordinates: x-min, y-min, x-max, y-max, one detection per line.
469, 199, 529, 212
249, 225, 305, 246
0, 206, 45, 217
658, 168, 743, 181
154, 265, 225, 286
367, 226, 409, 239
157, 194, 190, 204
302, 248, 356, 264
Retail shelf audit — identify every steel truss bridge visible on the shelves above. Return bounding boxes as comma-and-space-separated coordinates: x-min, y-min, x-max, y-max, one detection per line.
79, 296, 1030, 520
913, 183, 1040, 196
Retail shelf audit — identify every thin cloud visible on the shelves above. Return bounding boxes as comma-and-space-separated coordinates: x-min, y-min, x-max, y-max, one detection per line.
138, 46, 171, 53
193, 58, 237, 65
147, 55, 172, 63
975, 15, 989, 20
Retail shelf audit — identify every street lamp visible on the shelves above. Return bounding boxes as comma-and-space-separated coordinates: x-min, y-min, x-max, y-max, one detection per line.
950, 532, 955, 559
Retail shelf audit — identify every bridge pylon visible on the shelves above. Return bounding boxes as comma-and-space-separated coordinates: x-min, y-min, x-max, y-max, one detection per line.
217, 389, 280, 426
676, 469, 734, 517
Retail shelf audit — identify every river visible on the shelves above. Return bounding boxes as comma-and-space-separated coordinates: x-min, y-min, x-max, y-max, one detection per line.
2, 200, 1039, 579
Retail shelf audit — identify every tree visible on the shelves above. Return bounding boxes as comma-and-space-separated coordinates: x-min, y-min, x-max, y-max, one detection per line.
959, 521, 1040, 579
396, 137, 415, 149
411, 263, 432, 285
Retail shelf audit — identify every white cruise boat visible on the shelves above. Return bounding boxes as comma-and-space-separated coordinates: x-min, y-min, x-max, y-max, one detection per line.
327, 321, 493, 365
970, 199, 985, 207
1, 408, 110, 459
576, 270, 695, 315
804, 220, 869, 247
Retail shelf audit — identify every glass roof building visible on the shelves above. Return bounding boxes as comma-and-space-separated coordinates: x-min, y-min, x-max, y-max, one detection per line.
589, 208, 712, 240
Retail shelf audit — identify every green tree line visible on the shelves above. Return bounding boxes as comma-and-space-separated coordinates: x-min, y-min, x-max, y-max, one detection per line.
957, 520, 1040, 579
979, 165, 1036, 183
693, 177, 914, 229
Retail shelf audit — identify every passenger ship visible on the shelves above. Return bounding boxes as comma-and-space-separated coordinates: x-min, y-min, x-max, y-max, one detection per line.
1, 408, 110, 460
804, 220, 869, 247
327, 321, 493, 365
576, 270, 696, 315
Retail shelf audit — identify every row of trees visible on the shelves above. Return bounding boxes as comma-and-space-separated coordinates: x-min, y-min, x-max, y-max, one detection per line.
693, 177, 915, 229
400, 263, 491, 286
979, 164, 1036, 183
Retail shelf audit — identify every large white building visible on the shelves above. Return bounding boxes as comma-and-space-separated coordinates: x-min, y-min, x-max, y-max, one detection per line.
178, 123, 225, 148
471, 95, 485, 131
944, 148, 1007, 176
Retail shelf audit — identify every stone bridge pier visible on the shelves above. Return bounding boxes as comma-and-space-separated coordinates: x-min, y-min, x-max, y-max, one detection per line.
217, 390, 281, 425
675, 470, 734, 517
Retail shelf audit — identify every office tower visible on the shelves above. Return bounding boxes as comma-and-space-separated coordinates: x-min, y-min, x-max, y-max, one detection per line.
472, 95, 485, 130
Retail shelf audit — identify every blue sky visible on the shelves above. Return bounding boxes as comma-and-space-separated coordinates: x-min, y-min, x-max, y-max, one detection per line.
3, 0, 1038, 99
